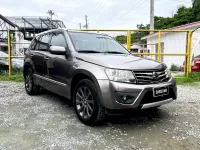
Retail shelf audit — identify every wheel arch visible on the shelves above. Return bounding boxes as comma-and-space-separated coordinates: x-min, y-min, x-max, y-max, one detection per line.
70, 69, 104, 106
23, 60, 35, 77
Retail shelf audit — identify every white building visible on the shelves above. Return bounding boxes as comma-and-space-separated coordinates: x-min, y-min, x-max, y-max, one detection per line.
141, 21, 200, 68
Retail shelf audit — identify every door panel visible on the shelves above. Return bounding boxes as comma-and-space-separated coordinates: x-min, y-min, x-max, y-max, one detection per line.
31, 51, 44, 76
43, 32, 70, 97
31, 34, 51, 87
29, 36, 44, 76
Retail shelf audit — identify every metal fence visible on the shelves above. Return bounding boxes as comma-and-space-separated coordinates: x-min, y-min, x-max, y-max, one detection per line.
0, 29, 193, 77
0, 30, 29, 75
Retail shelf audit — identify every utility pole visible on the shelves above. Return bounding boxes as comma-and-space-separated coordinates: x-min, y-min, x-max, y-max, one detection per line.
79, 23, 82, 29
47, 10, 55, 29
150, 0, 154, 30
85, 15, 88, 29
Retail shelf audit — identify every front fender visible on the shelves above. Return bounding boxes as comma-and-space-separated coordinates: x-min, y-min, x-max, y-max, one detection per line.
70, 60, 109, 107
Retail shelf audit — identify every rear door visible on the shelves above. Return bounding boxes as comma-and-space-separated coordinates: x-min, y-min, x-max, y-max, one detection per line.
30, 34, 51, 86
29, 36, 44, 76
43, 32, 70, 97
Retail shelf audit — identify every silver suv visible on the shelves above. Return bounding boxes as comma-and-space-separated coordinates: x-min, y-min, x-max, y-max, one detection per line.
23, 29, 177, 125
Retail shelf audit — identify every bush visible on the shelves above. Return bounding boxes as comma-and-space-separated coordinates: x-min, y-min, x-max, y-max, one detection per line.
170, 64, 182, 71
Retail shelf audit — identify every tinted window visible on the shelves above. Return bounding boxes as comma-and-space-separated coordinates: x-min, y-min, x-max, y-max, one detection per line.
29, 37, 38, 50
36, 34, 50, 51
50, 32, 67, 48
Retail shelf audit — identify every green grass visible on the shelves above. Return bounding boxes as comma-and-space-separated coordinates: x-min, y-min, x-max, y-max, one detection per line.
0, 73, 24, 82
175, 72, 200, 86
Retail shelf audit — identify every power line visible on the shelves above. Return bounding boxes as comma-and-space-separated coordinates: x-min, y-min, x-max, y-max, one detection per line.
87, 0, 103, 17
103, 0, 148, 28
54, 14, 79, 25
88, 0, 108, 18
92, 0, 109, 18
172, 0, 192, 3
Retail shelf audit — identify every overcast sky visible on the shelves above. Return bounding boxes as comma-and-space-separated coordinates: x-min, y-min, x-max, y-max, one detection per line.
0, 0, 192, 29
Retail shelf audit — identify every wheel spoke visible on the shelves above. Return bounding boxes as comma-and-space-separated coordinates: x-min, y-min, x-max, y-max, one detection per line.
87, 104, 93, 111
79, 88, 85, 98
82, 106, 86, 118
86, 106, 90, 117
76, 99, 82, 105
85, 90, 92, 100
87, 99, 94, 104
76, 92, 83, 99
78, 105, 84, 113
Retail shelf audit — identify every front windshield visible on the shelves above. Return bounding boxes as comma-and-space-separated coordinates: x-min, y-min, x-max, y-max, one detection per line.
68, 31, 130, 54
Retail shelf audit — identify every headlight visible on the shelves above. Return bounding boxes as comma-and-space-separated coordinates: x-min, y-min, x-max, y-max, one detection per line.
165, 68, 171, 78
105, 68, 136, 83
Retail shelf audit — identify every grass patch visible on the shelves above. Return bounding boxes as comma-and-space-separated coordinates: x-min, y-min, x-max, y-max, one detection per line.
0, 73, 24, 82
175, 72, 200, 85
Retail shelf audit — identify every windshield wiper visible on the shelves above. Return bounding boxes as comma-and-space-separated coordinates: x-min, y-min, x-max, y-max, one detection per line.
103, 51, 127, 54
77, 50, 101, 53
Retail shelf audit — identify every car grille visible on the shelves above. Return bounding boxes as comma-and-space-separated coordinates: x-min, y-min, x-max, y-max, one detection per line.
133, 70, 170, 84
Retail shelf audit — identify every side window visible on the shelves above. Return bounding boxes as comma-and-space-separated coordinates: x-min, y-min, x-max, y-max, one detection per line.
29, 37, 38, 50
36, 34, 50, 51
50, 32, 67, 48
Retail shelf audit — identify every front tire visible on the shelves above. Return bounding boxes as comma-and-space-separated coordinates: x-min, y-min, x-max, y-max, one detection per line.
73, 79, 105, 126
24, 68, 40, 95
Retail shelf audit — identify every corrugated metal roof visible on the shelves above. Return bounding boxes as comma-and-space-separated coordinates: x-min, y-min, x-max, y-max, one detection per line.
141, 21, 200, 40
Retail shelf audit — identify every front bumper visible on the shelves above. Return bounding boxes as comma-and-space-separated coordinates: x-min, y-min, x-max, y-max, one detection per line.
97, 78, 177, 110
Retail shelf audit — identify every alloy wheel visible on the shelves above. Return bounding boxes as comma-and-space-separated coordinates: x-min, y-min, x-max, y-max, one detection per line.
25, 74, 32, 92
75, 86, 94, 119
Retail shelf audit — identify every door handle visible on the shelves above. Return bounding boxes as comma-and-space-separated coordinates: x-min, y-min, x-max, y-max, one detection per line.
44, 57, 49, 60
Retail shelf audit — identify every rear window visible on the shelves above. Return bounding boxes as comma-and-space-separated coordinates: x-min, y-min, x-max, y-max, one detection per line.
29, 37, 38, 50
35, 34, 51, 51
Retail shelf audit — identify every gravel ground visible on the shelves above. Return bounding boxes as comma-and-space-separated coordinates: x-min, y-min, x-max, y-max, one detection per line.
0, 81, 200, 150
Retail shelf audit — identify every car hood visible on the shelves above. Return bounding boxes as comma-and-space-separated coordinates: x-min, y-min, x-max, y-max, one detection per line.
75, 53, 166, 70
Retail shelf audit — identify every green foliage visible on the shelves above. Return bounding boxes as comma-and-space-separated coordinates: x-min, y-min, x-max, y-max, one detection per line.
11, 36, 16, 42
170, 64, 182, 71
115, 35, 126, 44
115, 24, 149, 44
155, 6, 196, 29
0, 73, 24, 82
115, 1, 200, 44
193, 0, 200, 20
175, 72, 200, 85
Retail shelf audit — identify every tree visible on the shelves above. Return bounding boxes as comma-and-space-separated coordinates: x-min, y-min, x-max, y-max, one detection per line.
115, 4, 199, 44
154, 6, 195, 29
115, 24, 149, 44
193, 0, 200, 21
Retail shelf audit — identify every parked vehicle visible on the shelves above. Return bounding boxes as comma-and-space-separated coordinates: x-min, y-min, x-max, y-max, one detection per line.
182, 55, 200, 72
23, 29, 177, 125
0, 51, 24, 72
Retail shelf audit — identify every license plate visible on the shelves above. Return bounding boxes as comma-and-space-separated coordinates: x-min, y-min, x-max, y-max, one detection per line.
153, 86, 169, 97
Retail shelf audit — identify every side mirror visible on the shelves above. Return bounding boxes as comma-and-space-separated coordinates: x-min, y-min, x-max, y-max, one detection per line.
49, 46, 66, 55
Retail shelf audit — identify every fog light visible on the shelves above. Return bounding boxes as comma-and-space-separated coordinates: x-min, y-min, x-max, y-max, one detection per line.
115, 92, 138, 104
122, 96, 127, 101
